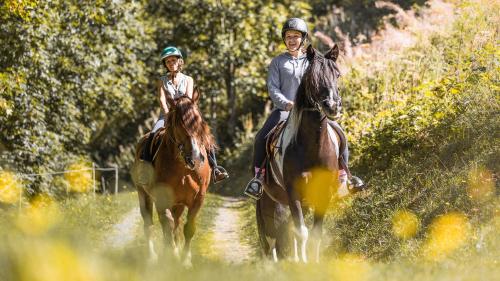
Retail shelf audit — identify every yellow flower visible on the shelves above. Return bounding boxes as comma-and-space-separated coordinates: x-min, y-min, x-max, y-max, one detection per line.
329, 253, 371, 281
64, 162, 93, 193
0, 170, 23, 204
16, 194, 61, 235
422, 212, 470, 261
467, 167, 494, 202
392, 209, 420, 239
298, 167, 339, 216
19, 241, 101, 281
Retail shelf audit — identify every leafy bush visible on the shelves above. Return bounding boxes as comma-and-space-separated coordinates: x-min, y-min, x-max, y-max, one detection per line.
330, 0, 499, 259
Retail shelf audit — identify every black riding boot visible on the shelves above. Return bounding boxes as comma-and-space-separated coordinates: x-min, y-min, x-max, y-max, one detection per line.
207, 149, 229, 184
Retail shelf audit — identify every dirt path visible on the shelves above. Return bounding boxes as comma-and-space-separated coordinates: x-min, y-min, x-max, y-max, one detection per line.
105, 207, 141, 248
210, 197, 254, 264
103, 196, 254, 264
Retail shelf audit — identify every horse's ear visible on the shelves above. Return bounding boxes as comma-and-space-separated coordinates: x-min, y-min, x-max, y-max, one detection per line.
166, 94, 175, 109
191, 86, 200, 104
325, 44, 339, 62
306, 44, 316, 60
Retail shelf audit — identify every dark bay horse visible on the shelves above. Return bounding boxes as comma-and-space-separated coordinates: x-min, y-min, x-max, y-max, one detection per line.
257, 45, 343, 262
132, 89, 215, 267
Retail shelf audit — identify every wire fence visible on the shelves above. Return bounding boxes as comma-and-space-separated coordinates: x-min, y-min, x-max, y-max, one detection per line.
2, 164, 120, 211
18, 163, 120, 194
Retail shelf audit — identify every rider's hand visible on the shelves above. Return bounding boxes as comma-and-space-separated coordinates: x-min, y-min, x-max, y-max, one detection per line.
285, 102, 294, 111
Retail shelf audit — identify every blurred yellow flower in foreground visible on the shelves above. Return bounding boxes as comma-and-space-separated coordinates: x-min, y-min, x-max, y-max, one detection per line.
0, 170, 23, 204
422, 212, 470, 261
16, 194, 61, 235
329, 253, 371, 281
467, 167, 494, 202
392, 209, 420, 239
65, 162, 93, 192
18, 241, 101, 281
298, 168, 338, 216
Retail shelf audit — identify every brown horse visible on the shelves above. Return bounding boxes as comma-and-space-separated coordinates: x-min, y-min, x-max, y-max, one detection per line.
131, 89, 215, 267
257, 45, 343, 262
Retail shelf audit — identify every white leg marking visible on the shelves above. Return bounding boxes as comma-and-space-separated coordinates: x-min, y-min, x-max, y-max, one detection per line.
148, 239, 158, 263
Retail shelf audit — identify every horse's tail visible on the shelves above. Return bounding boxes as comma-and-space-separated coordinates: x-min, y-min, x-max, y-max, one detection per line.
256, 196, 270, 257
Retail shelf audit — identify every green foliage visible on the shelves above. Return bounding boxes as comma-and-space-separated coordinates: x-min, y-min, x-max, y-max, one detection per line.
0, 0, 156, 190
1, 0, 314, 187
330, 0, 499, 259
146, 0, 311, 146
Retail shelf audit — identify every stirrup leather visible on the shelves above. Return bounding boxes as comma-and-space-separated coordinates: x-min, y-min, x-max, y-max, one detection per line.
244, 177, 264, 200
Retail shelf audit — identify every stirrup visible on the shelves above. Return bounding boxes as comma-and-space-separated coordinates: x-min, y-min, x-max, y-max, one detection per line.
244, 177, 264, 200
348, 175, 366, 193
212, 166, 229, 184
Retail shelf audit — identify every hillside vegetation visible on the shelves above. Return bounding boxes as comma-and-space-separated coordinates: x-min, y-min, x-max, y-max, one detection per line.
327, 0, 499, 260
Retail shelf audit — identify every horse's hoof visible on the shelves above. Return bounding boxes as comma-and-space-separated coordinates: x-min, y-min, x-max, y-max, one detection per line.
182, 259, 193, 269
182, 251, 193, 268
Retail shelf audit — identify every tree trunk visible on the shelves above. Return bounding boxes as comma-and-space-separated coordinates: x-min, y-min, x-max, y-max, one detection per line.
225, 60, 237, 137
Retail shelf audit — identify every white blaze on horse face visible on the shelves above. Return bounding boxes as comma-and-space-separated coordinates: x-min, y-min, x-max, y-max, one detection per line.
329, 88, 335, 103
190, 137, 202, 162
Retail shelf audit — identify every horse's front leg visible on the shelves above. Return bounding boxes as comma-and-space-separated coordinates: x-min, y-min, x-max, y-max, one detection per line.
286, 180, 308, 263
312, 188, 331, 263
137, 187, 157, 262
156, 204, 179, 259
183, 193, 205, 268
311, 212, 325, 263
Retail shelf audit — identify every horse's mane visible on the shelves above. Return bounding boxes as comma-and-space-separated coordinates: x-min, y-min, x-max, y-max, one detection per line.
167, 96, 217, 150
290, 50, 340, 140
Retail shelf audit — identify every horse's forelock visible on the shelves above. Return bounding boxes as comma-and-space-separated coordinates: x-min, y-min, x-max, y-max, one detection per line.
172, 96, 216, 150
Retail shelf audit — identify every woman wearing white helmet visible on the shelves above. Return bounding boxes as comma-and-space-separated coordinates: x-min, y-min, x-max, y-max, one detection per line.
244, 18, 363, 199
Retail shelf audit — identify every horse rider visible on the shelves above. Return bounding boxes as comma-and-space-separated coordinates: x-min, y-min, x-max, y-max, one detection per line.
140, 46, 229, 183
243, 18, 364, 199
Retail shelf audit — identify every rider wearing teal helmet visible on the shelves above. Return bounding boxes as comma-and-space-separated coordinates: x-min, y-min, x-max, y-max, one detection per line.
160, 46, 183, 60
139, 45, 229, 184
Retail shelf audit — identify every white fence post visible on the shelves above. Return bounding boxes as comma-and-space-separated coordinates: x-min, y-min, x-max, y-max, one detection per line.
92, 162, 96, 196
114, 165, 118, 195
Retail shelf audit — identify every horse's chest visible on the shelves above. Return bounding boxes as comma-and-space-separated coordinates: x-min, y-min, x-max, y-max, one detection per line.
270, 122, 340, 188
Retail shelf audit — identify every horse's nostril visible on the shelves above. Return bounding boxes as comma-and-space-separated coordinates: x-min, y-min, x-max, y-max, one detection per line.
324, 100, 333, 108
185, 157, 195, 168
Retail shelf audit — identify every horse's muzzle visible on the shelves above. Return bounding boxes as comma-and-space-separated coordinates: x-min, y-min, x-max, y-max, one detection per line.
322, 100, 341, 120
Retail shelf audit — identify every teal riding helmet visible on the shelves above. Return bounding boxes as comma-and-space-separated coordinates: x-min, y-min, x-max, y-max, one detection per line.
160, 46, 183, 60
